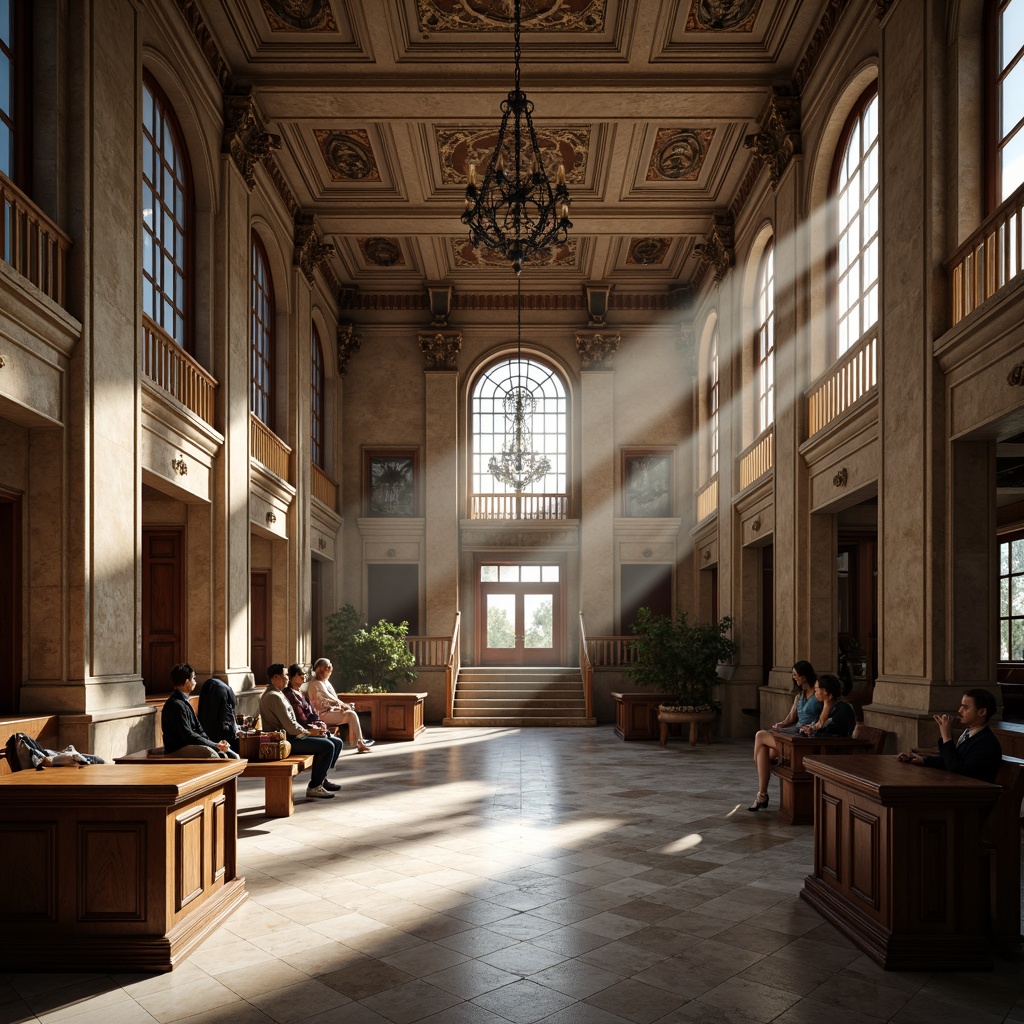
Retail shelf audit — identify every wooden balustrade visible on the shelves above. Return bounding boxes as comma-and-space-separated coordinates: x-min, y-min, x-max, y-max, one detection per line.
585, 635, 636, 668
310, 463, 337, 511
141, 316, 218, 426
250, 413, 291, 481
405, 635, 452, 667
578, 612, 593, 719
447, 612, 461, 719
0, 172, 72, 308
470, 492, 570, 520
947, 179, 1024, 326
696, 476, 718, 522
738, 429, 774, 490
806, 331, 877, 437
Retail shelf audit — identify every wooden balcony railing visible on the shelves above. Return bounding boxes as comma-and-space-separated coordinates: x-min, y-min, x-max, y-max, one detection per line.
250, 413, 291, 481
405, 635, 452, 667
947, 179, 1024, 326
738, 429, 774, 490
585, 634, 636, 668
806, 330, 877, 438
141, 316, 218, 426
0, 172, 72, 308
470, 492, 570, 520
697, 476, 718, 522
310, 463, 337, 511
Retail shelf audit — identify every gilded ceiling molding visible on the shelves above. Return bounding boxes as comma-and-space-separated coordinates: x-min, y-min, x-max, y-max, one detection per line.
743, 88, 801, 192
223, 89, 282, 192
337, 323, 362, 376
172, 0, 230, 89
418, 331, 462, 371
294, 216, 335, 285
576, 331, 620, 370
692, 216, 734, 284
341, 292, 675, 313
793, 0, 850, 96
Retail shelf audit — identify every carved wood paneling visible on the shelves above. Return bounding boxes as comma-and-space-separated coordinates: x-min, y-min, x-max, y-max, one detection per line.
213, 794, 227, 883
821, 792, 841, 881
0, 824, 56, 920
175, 804, 206, 911
79, 825, 146, 921
849, 806, 880, 909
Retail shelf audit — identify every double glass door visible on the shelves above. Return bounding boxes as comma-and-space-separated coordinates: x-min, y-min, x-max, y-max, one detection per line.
477, 562, 562, 665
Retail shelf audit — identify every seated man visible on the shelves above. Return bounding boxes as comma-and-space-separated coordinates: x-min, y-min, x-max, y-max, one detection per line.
162, 664, 240, 759
897, 688, 1003, 783
198, 676, 240, 753
259, 663, 341, 799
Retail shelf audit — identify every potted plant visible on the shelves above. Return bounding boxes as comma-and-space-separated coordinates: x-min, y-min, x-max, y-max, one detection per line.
625, 608, 738, 744
324, 604, 417, 693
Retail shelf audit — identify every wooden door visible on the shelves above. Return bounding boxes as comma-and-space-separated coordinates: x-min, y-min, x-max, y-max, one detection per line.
0, 494, 22, 714
477, 561, 563, 666
251, 570, 270, 680
142, 529, 183, 694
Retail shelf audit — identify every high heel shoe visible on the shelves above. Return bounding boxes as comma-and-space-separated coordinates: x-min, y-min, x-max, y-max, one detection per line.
747, 793, 769, 812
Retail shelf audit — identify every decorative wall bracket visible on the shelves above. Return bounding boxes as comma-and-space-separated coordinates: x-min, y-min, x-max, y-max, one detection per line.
266, 511, 277, 525
418, 330, 462, 371
752, 515, 762, 533
294, 216, 335, 284
1008, 361, 1024, 386
337, 323, 362, 376
0, 355, 6, 368
575, 331, 621, 370
318, 537, 327, 550
171, 455, 188, 476
692, 215, 734, 283
743, 87, 801, 192
585, 283, 612, 328
833, 467, 848, 488
223, 88, 282, 191
427, 284, 453, 327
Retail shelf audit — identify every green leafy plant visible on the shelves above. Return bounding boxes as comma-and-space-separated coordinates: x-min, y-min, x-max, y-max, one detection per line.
324, 604, 417, 693
625, 608, 738, 711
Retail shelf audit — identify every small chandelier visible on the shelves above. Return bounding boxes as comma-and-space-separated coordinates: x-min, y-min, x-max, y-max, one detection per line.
462, 0, 572, 275
488, 275, 551, 492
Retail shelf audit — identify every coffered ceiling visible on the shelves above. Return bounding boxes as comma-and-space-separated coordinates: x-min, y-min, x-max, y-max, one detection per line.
192, 0, 840, 300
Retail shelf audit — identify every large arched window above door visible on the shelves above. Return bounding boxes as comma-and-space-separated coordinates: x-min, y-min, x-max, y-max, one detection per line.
471, 356, 568, 519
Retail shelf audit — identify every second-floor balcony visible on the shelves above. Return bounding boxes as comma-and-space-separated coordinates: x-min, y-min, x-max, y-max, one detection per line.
142, 316, 217, 426
469, 492, 571, 520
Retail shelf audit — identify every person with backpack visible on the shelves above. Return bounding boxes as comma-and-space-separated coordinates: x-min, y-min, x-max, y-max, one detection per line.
197, 676, 241, 754
162, 664, 240, 759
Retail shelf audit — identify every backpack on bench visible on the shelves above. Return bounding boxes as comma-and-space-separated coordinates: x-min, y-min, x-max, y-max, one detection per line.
4, 732, 49, 771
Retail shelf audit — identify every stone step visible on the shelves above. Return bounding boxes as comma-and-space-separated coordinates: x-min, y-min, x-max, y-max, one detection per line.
453, 701, 587, 713
444, 716, 597, 728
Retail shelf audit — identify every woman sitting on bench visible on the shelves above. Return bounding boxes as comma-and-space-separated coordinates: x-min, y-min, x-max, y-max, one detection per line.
798, 673, 856, 738
307, 658, 374, 754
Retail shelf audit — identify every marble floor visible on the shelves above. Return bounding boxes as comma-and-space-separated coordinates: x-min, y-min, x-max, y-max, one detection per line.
2, 726, 1023, 1024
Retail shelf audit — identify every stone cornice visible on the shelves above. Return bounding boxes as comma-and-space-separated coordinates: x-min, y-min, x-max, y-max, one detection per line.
172, 0, 231, 90
692, 215, 734, 284
340, 292, 675, 313
294, 216, 336, 285
793, 0, 851, 95
337, 322, 361, 376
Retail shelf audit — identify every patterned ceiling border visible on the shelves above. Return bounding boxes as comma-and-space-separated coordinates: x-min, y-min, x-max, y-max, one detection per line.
339, 291, 675, 312
417, 0, 606, 32
436, 126, 589, 187
793, 0, 851, 95
450, 237, 578, 269
172, 0, 230, 89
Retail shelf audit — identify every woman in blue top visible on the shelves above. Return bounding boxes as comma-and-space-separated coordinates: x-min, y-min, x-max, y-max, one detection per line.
748, 660, 823, 811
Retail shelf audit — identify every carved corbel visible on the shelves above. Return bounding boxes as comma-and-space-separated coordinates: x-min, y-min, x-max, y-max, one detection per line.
418, 330, 462, 371
337, 322, 361, 376
692, 215, 734, 283
1008, 361, 1024, 386
743, 88, 801, 191
294, 216, 335, 284
223, 88, 282, 191
575, 331, 621, 370
875, 0, 894, 19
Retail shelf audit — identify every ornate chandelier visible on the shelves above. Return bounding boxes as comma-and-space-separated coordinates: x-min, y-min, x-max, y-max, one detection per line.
461, 0, 572, 275
488, 275, 551, 492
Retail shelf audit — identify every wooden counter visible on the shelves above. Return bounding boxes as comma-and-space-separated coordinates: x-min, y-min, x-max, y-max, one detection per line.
770, 731, 872, 824
0, 761, 247, 972
800, 755, 1000, 971
611, 692, 662, 741
338, 691, 427, 741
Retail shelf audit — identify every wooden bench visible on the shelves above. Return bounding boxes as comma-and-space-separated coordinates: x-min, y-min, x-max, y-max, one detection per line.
114, 748, 315, 818
0, 714, 62, 775
980, 755, 1024, 940
991, 720, 1024, 761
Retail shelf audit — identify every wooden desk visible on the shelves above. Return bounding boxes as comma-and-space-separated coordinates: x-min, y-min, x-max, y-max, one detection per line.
338, 692, 427, 741
0, 761, 247, 972
611, 692, 662, 741
770, 732, 872, 824
991, 721, 1024, 760
800, 755, 1000, 971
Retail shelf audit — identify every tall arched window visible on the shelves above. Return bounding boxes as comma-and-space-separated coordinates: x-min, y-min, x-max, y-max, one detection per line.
708, 324, 719, 479
142, 74, 192, 347
756, 242, 775, 434
311, 324, 325, 469
832, 85, 879, 357
250, 233, 274, 429
991, 0, 1024, 204
471, 357, 568, 515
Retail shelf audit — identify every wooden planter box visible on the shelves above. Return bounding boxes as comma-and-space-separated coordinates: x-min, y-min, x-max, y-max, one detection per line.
338, 692, 427, 741
611, 692, 663, 740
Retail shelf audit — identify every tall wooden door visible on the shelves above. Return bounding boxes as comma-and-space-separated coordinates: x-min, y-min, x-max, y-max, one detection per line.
251, 570, 270, 679
0, 494, 22, 714
477, 561, 563, 666
142, 529, 183, 694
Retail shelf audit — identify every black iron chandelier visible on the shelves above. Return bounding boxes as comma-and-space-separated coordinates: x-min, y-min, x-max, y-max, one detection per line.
461, 0, 572, 275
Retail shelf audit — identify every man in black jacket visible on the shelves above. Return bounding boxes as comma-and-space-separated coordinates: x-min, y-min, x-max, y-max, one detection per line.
162, 664, 240, 759
198, 677, 240, 754
897, 689, 1002, 783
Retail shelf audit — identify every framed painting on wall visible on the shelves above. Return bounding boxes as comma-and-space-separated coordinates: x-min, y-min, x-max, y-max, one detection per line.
622, 449, 673, 518
364, 449, 419, 517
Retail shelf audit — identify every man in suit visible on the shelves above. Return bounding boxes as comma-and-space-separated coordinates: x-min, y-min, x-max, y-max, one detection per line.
897, 688, 1002, 783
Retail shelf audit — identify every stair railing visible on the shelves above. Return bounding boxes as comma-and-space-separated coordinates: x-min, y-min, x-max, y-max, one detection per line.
579, 611, 593, 719
446, 611, 461, 719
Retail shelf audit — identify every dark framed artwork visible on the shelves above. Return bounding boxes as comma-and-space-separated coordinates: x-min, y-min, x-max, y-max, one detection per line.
364, 449, 419, 517
622, 449, 674, 518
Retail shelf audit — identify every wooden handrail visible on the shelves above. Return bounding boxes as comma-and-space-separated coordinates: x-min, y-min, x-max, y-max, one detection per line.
0, 171, 72, 308
697, 476, 718, 522
805, 330, 877, 438
946, 178, 1024, 326
447, 612, 461, 719
585, 635, 636, 668
310, 463, 337, 511
579, 612, 593, 720
249, 413, 291, 481
141, 315, 218, 426
738, 428, 774, 490
470, 493, 570, 520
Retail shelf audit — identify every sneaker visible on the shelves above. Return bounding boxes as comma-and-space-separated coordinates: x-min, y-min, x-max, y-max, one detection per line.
361, 738, 375, 747
306, 784, 336, 799
321, 779, 342, 791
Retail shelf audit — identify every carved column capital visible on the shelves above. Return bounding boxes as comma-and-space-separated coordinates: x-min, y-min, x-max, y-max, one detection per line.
337, 322, 361, 376
692, 215, 734, 283
418, 330, 462, 371
576, 331, 621, 370
743, 87, 801, 192
223, 88, 282, 191
294, 216, 335, 284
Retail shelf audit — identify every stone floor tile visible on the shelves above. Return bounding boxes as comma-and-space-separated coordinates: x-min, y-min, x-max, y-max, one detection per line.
472, 979, 577, 1024
526, 959, 621, 999
317, 961, 416, 1001
358, 979, 464, 1024
697, 975, 802, 1023
581, 978, 687, 1024
423, 960, 521, 999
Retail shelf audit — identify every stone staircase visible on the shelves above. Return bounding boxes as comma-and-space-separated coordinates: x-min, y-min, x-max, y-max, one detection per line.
445, 667, 596, 727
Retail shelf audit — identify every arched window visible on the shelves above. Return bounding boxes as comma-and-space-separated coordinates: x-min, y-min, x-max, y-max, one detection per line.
832, 85, 879, 357
991, 0, 1024, 204
471, 357, 568, 516
755, 242, 775, 433
0, 1, 29, 188
142, 74, 192, 347
250, 233, 274, 429
311, 324, 325, 469
708, 324, 719, 479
